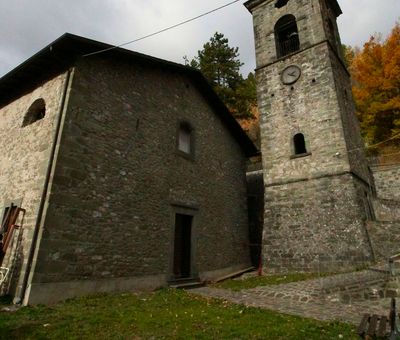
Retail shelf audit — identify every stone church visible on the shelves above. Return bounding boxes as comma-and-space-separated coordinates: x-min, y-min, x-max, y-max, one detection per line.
0, 34, 257, 304
0, 0, 399, 305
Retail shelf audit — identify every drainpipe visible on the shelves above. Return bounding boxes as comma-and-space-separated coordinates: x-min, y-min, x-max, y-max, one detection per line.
18, 68, 74, 304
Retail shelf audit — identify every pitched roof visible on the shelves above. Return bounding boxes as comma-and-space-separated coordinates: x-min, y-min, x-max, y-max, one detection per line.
0, 33, 258, 157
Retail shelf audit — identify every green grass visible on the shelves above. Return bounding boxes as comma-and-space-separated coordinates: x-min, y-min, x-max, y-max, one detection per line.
213, 273, 333, 291
0, 289, 357, 339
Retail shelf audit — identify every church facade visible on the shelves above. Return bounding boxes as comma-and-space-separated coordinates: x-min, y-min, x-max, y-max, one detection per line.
1, 0, 400, 306
0, 34, 256, 305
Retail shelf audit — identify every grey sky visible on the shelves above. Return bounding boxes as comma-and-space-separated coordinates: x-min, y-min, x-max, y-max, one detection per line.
0, 0, 399, 77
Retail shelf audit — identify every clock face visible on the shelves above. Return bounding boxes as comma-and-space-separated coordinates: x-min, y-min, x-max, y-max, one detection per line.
281, 65, 301, 85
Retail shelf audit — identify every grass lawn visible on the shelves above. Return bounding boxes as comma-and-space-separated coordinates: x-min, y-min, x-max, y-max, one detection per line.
213, 272, 331, 291
0, 289, 357, 339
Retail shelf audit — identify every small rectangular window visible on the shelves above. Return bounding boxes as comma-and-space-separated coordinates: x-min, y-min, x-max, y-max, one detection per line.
178, 128, 191, 154
177, 122, 194, 159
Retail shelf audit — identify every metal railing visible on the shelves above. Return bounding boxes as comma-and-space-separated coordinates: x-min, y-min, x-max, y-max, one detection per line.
277, 36, 300, 58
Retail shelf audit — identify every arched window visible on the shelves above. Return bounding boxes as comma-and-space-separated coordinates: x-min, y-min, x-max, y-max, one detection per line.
275, 0, 289, 8
293, 133, 307, 155
177, 122, 194, 157
274, 15, 300, 58
22, 98, 46, 127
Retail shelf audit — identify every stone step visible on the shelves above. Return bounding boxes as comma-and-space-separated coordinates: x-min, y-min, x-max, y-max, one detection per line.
168, 276, 204, 289
169, 281, 204, 290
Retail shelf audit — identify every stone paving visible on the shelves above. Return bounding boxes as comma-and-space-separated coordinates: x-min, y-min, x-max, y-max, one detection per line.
244, 270, 388, 304
190, 271, 395, 325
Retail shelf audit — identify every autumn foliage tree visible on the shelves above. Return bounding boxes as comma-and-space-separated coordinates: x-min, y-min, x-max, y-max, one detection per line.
347, 23, 400, 149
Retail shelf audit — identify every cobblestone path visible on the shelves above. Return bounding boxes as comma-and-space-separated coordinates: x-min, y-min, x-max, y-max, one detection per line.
190, 281, 391, 325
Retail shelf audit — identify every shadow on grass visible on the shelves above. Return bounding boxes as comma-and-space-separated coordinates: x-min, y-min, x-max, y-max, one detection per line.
0, 295, 12, 306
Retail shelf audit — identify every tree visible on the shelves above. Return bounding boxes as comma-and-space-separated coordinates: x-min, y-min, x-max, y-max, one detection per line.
185, 32, 256, 118
233, 72, 257, 118
348, 23, 400, 149
342, 44, 358, 68
191, 32, 242, 88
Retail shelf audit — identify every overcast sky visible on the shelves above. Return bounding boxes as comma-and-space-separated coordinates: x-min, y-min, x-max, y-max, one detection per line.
0, 0, 399, 77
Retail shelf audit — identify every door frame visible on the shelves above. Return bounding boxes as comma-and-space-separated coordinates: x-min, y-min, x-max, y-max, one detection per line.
168, 203, 199, 281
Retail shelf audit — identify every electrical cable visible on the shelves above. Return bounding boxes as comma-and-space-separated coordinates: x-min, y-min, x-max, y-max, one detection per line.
366, 132, 400, 149
79, 0, 400, 161
373, 151, 400, 158
346, 132, 400, 154
83, 0, 241, 58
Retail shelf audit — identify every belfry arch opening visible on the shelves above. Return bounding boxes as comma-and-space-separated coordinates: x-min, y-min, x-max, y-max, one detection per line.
275, 0, 289, 8
274, 14, 300, 58
293, 133, 307, 155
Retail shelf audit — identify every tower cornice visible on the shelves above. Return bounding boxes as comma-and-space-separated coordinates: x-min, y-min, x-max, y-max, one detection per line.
244, 0, 342, 17
244, 0, 272, 13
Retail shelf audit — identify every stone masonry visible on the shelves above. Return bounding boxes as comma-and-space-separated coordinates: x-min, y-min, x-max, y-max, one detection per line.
0, 35, 257, 305
0, 73, 69, 298
366, 164, 400, 260
245, 0, 375, 272
371, 164, 400, 201
28, 56, 251, 297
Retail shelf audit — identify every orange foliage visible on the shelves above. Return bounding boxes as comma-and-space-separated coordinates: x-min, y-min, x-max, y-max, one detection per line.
237, 106, 260, 149
349, 23, 400, 149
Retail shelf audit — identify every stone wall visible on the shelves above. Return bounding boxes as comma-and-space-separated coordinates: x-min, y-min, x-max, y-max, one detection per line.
372, 164, 400, 201
249, 0, 327, 69
0, 73, 68, 298
26, 57, 251, 303
329, 47, 373, 187
319, 0, 344, 60
257, 42, 353, 187
263, 174, 373, 273
366, 221, 400, 260
254, 37, 371, 188
247, 0, 374, 273
373, 198, 400, 222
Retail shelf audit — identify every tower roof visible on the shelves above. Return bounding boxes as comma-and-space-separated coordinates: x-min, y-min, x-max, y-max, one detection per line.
244, 0, 342, 17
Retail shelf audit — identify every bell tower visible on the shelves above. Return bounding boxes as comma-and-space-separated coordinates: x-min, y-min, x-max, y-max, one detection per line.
245, 0, 376, 272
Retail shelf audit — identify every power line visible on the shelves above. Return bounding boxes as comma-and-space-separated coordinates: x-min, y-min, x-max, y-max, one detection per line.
372, 151, 400, 158
366, 132, 400, 149
346, 132, 400, 154
83, 0, 241, 58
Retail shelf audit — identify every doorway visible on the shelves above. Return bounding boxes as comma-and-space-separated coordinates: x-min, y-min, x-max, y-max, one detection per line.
173, 214, 192, 279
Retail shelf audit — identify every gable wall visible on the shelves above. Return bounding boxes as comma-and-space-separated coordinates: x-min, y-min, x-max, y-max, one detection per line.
0, 73, 68, 299
27, 57, 251, 303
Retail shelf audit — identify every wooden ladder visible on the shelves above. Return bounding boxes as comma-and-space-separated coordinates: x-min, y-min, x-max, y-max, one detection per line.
0, 204, 25, 265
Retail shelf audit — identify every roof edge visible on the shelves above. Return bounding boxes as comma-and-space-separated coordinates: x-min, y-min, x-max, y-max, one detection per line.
244, 0, 342, 16
0, 33, 258, 157
327, 0, 342, 17
244, 0, 270, 13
